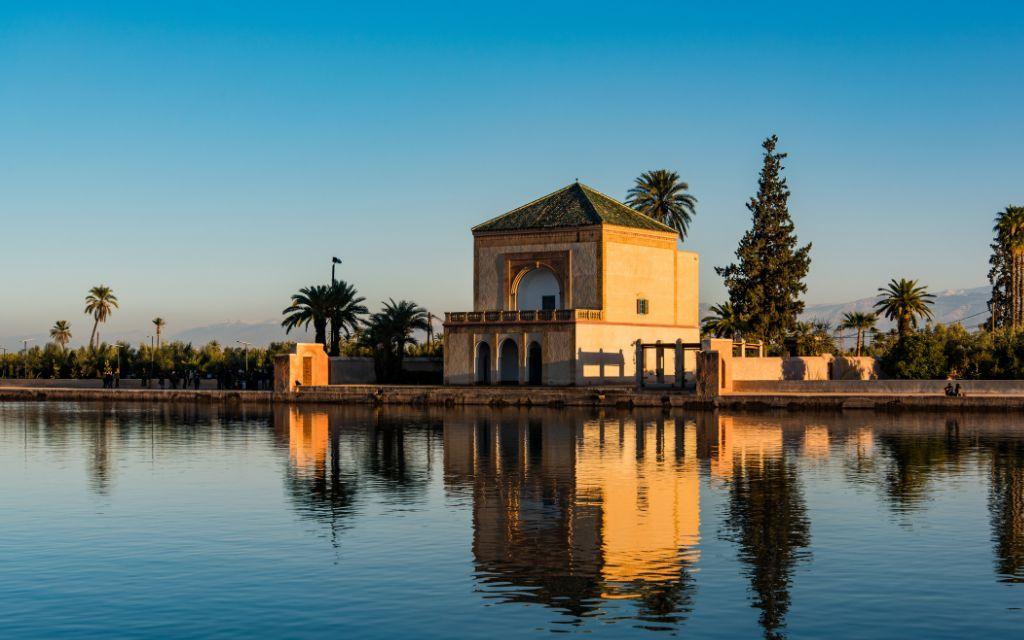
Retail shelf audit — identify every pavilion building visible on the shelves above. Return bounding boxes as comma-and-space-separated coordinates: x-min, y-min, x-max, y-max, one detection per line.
443, 182, 699, 386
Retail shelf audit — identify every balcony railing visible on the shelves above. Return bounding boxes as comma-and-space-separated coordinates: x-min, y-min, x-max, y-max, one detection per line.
444, 309, 603, 325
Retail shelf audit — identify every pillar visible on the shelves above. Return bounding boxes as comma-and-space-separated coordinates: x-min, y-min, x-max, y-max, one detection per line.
674, 339, 684, 389
634, 340, 644, 388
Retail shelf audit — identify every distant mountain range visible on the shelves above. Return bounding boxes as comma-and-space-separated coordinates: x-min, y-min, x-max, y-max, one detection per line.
702, 285, 991, 332
3, 286, 993, 349
0, 321, 314, 351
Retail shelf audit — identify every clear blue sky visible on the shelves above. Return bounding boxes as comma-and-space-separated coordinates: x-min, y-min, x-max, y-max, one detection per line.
2, 1, 1022, 338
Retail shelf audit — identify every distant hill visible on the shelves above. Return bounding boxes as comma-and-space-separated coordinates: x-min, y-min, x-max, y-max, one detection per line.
0, 321, 312, 350
699, 285, 991, 332
3, 286, 994, 350
170, 321, 313, 346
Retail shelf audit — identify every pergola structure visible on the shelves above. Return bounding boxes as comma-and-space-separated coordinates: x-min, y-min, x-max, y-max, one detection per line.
634, 340, 702, 390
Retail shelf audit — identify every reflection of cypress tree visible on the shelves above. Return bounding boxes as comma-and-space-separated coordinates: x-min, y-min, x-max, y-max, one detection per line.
988, 439, 1024, 583
723, 457, 810, 639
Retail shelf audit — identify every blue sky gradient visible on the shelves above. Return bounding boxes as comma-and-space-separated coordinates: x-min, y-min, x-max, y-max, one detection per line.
2, 1, 1022, 337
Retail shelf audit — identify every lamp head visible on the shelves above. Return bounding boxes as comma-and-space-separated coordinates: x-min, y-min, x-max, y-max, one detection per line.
332, 257, 342, 264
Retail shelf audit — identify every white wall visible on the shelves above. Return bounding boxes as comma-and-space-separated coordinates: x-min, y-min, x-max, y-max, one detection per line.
516, 268, 561, 310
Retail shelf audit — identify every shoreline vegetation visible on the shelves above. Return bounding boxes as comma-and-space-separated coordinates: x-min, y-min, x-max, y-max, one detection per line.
4, 137, 1021, 385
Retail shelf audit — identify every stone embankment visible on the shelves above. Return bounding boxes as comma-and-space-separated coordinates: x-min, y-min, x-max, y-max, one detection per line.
4, 383, 1024, 412
0, 387, 270, 405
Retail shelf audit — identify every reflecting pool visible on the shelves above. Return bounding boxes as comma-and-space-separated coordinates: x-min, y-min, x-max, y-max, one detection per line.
1, 402, 1022, 638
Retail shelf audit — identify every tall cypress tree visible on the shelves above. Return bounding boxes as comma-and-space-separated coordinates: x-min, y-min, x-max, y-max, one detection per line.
715, 135, 811, 348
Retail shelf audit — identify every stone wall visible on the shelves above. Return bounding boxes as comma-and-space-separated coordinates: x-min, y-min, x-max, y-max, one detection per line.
329, 356, 443, 384
732, 379, 1024, 395
728, 355, 878, 382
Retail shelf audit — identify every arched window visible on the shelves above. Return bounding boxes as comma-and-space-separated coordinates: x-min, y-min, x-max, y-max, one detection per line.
515, 268, 561, 311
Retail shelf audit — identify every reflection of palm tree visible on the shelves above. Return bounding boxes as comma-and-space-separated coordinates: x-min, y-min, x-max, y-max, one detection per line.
988, 439, 1024, 582
277, 408, 358, 538
723, 457, 810, 639
364, 414, 437, 494
87, 416, 115, 495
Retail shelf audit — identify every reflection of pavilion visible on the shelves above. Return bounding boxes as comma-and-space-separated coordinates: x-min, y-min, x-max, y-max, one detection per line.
708, 414, 784, 478
284, 406, 329, 472
444, 413, 700, 619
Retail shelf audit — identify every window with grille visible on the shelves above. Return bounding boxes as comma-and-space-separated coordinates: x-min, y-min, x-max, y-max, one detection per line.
636, 299, 649, 315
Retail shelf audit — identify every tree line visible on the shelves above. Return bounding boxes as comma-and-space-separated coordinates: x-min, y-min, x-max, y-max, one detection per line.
4, 280, 442, 385
2, 338, 290, 387
694, 134, 1022, 379
280, 281, 439, 383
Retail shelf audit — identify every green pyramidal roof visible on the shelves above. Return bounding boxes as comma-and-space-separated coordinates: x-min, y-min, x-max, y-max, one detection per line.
472, 182, 676, 234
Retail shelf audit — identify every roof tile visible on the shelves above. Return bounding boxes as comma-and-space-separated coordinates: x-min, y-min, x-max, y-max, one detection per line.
472, 183, 675, 234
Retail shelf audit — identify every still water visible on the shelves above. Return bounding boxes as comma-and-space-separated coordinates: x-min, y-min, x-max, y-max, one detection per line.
1, 402, 1022, 638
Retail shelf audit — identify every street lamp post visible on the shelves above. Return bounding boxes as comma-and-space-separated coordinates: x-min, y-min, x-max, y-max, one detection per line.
331, 256, 342, 285
21, 339, 34, 378
147, 335, 155, 382
1, 347, 7, 378
236, 341, 251, 374
111, 343, 122, 388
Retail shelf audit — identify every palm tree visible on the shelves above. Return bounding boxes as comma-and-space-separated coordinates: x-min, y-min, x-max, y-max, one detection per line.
152, 317, 166, 348
838, 311, 877, 356
874, 279, 935, 337
50, 320, 72, 350
701, 301, 743, 338
84, 285, 119, 349
626, 169, 698, 241
994, 206, 1024, 329
281, 285, 333, 346
360, 299, 429, 382
327, 281, 368, 357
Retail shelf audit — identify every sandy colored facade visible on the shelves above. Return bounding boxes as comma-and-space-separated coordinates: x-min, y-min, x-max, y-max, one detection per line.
274, 343, 329, 392
444, 182, 699, 386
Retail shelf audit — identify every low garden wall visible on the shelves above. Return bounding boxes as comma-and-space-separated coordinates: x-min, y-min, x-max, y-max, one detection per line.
728, 355, 878, 381
329, 357, 443, 385
732, 379, 1024, 395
